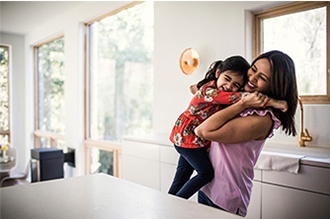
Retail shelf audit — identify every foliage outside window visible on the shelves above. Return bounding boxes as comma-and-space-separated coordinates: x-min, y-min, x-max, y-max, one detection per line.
85, 142, 120, 176
34, 36, 65, 148
0, 45, 10, 143
85, 2, 154, 176
254, 2, 330, 103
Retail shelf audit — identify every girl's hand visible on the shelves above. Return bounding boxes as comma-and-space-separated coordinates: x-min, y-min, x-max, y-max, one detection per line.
269, 99, 288, 112
242, 92, 288, 112
190, 84, 198, 95
241, 92, 268, 108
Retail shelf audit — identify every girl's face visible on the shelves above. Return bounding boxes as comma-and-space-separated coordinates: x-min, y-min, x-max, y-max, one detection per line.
244, 58, 272, 93
216, 70, 245, 92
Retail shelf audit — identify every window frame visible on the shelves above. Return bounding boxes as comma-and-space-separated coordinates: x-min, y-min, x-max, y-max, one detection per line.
33, 34, 65, 148
84, 2, 141, 176
0, 44, 11, 142
253, 1, 330, 104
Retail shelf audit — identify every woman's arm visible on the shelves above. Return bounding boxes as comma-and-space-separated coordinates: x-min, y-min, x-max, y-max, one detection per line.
195, 92, 273, 143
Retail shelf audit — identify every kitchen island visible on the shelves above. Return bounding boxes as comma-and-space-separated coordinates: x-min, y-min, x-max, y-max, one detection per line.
0, 173, 240, 219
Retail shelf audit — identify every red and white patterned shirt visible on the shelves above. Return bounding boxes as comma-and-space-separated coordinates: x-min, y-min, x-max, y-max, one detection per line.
169, 80, 242, 149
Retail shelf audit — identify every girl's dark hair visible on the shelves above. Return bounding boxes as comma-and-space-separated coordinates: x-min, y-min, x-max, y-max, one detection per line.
252, 50, 298, 136
197, 56, 250, 89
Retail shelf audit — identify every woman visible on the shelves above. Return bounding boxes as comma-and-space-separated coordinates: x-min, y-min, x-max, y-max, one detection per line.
194, 50, 298, 217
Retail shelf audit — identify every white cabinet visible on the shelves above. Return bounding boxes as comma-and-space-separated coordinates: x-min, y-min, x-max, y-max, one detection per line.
122, 138, 180, 193
249, 166, 330, 219
160, 162, 176, 192
262, 183, 330, 219
122, 138, 179, 192
122, 140, 160, 190
246, 179, 262, 219
261, 165, 330, 219
122, 136, 330, 218
122, 138, 199, 201
159, 145, 179, 193
262, 165, 330, 195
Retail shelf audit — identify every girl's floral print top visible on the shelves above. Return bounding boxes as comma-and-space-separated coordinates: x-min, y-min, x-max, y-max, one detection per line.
169, 80, 242, 149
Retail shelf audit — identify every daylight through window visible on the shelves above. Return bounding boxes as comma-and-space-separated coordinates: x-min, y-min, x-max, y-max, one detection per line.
254, 2, 329, 103
34, 36, 65, 148
0, 45, 10, 143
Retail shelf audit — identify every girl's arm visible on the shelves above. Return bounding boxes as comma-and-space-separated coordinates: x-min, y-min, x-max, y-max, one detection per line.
266, 98, 288, 112
190, 83, 287, 112
238, 93, 288, 112
195, 92, 273, 143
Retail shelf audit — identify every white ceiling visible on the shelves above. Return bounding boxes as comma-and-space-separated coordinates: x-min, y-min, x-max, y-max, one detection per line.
0, 1, 83, 35
0, 1, 288, 36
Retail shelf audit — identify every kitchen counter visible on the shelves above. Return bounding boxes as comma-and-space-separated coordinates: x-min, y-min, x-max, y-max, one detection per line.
123, 134, 330, 169
122, 135, 330, 219
124, 133, 172, 146
0, 174, 241, 219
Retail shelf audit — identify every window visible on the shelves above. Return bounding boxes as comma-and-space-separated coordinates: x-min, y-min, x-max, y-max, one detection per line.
0, 45, 10, 143
34, 36, 65, 148
85, 142, 119, 176
85, 2, 154, 176
254, 2, 329, 103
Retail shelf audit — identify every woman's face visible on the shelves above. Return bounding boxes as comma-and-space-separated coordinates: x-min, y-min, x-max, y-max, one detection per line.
244, 58, 272, 93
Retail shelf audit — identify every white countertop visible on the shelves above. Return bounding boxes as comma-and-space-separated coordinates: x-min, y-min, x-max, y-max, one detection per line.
0, 174, 241, 219
124, 133, 172, 146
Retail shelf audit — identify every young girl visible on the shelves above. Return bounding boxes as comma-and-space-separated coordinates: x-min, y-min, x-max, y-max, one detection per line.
168, 56, 287, 199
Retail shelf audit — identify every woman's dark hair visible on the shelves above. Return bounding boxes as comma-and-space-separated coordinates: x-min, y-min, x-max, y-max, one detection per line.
252, 50, 298, 136
197, 56, 250, 89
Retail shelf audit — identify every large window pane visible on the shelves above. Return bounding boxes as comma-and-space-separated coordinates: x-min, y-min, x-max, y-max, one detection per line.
261, 5, 327, 96
0, 45, 10, 142
35, 36, 65, 148
36, 37, 65, 134
87, 2, 154, 142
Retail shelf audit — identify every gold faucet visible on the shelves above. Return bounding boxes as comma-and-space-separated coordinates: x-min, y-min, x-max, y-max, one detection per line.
298, 97, 313, 147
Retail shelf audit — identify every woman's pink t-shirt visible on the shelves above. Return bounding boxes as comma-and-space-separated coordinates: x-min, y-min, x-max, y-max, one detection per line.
201, 108, 281, 216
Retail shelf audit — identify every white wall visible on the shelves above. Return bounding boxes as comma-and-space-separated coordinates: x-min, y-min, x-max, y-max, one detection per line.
153, 1, 330, 155
154, 1, 256, 134
154, 1, 244, 134
1, 1, 329, 174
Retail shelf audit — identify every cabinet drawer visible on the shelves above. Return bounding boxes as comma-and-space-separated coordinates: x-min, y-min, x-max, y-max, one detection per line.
262, 165, 330, 195
160, 163, 176, 192
262, 183, 330, 219
253, 169, 262, 181
122, 155, 160, 190
246, 181, 261, 219
122, 140, 159, 161
160, 146, 179, 164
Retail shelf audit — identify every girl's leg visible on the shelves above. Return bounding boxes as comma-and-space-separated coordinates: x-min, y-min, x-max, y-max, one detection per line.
168, 146, 194, 195
175, 147, 214, 199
